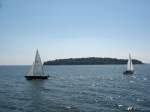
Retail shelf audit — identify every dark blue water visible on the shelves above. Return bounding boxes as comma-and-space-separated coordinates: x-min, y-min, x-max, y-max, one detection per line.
0, 65, 150, 112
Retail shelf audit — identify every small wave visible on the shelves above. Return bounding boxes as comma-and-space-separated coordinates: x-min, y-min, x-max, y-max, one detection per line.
66, 106, 72, 109
117, 95, 121, 98
143, 78, 147, 81
118, 104, 123, 107
136, 98, 144, 102
94, 98, 99, 103
91, 83, 96, 87
129, 80, 135, 83
65, 105, 80, 112
127, 106, 136, 111
131, 76, 136, 79
114, 104, 124, 109
117, 104, 123, 108
107, 96, 114, 101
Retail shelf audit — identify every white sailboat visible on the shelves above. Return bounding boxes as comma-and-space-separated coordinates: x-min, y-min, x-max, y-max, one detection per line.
123, 54, 134, 75
25, 50, 49, 80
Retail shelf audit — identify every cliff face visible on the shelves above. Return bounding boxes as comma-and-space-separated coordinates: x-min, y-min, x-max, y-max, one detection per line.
44, 57, 143, 65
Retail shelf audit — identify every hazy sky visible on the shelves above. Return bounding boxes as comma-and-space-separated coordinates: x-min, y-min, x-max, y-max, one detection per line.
0, 0, 150, 65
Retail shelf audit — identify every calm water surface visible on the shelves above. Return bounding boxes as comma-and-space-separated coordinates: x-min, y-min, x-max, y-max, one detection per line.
0, 65, 150, 112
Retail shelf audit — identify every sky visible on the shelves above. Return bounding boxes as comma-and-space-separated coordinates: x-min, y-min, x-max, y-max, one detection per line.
0, 0, 150, 65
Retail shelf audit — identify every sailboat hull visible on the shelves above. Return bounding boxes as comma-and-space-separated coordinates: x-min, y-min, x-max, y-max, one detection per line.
123, 70, 134, 75
25, 76, 49, 80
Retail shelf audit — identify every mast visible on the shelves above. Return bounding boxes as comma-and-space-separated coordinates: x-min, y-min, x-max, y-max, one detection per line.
130, 54, 134, 71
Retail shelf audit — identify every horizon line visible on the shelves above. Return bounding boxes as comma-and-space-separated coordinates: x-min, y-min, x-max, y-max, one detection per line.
0, 56, 148, 66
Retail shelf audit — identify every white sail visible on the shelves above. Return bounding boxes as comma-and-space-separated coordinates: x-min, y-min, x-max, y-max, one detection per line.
127, 54, 134, 71
27, 50, 45, 76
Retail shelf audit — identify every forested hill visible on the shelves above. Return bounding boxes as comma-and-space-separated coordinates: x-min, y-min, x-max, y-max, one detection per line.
44, 57, 143, 65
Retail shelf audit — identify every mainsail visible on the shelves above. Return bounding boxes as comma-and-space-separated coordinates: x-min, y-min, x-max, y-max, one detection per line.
27, 50, 45, 76
127, 54, 134, 71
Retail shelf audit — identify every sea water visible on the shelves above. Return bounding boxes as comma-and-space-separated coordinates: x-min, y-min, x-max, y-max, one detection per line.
0, 65, 150, 112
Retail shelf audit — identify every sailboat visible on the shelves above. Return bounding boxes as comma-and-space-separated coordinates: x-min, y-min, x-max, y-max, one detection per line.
123, 54, 134, 75
25, 50, 49, 80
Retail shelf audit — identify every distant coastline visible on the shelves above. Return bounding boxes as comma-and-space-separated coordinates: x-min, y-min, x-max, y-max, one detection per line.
44, 57, 143, 65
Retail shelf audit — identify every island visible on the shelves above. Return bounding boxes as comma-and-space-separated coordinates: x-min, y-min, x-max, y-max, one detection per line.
44, 57, 143, 65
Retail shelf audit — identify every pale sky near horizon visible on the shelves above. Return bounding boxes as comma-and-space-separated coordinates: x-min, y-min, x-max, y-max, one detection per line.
0, 0, 150, 65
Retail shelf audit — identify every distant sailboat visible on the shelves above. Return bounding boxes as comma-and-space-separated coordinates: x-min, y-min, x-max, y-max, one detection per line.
25, 50, 49, 80
123, 54, 134, 75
